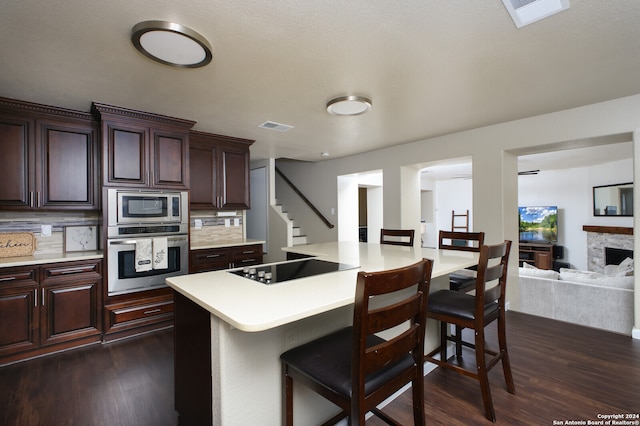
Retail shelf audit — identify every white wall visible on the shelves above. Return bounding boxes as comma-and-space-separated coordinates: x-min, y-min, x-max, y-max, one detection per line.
274, 93, 640, 334
435, 178, 473, 235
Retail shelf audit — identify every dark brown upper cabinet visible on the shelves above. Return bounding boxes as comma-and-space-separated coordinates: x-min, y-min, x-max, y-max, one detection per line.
92, 103, 195, 190
0, 98, 99, 211
189, 131, 254, 210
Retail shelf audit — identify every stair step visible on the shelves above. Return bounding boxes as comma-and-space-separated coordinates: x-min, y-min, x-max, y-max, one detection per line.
292, 235, 308, 245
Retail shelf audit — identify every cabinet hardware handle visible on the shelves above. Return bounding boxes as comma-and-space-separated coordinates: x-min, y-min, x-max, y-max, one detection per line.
34, 289, 38, 307
143, 308, 161, 315
240, 258, 256, 263
0, 276, 16, 282
41, 288, 45, 306
242, 251, 254, 254
53, 267, 92, 275
29, 191, 34, 208
36, 191, 40, 207
205, 254, 221, 258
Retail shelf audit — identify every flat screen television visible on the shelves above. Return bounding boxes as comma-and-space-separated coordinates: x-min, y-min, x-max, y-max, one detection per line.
518, 206, 558, 243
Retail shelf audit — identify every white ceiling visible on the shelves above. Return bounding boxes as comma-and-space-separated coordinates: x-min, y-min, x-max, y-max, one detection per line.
1, 1, 639, 163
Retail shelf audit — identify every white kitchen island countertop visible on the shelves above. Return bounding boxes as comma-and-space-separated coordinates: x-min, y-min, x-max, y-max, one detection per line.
167, 241, 479, 332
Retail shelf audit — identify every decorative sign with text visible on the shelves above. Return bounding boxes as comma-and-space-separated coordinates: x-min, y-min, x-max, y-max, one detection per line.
0, 232, 37, 258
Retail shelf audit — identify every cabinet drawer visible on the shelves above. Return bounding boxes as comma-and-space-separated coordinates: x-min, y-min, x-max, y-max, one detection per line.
109, 299, 174, 325
230, 244, 262, 259
42, 260, 101, 279
0, 266, 38, 285
190, 248, 231, 273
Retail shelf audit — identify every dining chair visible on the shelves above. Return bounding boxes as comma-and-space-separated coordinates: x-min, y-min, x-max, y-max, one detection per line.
380, 228, 415, 246
425, 240, 514, 422
280, 258, 433, 426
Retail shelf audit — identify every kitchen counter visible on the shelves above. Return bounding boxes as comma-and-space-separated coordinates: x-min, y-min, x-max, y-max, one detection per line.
167, 242, 479, 425
190, 238, 264, 250
0, 250, 103, 268
169, 241, 477, 332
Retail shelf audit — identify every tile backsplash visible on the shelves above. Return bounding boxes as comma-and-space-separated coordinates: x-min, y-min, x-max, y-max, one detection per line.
0, 212, 101, 255
190, 210, 244, 246
0, 210, 246, 254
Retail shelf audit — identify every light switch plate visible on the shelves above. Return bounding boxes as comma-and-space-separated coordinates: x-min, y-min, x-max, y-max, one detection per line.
194, 219, 203, 229
234, 218, 240, 227
225, 219, 231, 227
41, 224, 52, 237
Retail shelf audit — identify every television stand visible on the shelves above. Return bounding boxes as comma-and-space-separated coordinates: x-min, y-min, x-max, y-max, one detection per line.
519, 242, 554, 270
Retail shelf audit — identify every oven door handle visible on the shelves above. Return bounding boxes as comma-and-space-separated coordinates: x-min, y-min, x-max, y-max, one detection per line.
109, 236, 187, 246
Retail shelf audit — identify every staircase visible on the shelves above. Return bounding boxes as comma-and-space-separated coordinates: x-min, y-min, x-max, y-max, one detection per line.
274, 202, 308, 246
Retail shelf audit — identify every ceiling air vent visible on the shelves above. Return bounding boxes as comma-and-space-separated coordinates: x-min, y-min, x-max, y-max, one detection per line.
502, 0, 570, 28
259, 121, 294, 132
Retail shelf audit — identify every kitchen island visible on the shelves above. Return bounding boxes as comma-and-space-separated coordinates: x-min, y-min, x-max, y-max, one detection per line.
166, 241, 479, 425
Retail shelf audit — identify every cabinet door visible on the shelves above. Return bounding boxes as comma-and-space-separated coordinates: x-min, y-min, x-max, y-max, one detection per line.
189, 131, 253, 210
535, 251, 553, 270
0, 114, 34, 209
40, 261, 102, 346
220, 147, 250, 210
0, 267, 39, 357
189, 142, 218, 208
103, 120, 149, 187
151, 128, 189, 189
37, 119, 99, 210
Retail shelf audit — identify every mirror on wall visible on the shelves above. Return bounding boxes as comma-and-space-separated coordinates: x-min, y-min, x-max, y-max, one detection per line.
593, 182, 633, 216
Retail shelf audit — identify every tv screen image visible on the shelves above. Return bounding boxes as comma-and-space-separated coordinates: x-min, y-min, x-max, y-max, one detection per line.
518, 206, 558, 243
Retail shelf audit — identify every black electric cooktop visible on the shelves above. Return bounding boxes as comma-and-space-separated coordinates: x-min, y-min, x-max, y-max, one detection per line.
229, 258, 359, 285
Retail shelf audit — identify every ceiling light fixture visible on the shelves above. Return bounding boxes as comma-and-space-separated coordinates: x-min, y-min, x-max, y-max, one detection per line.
326, 95, 372, 116
501, 0, 570, 28
131, 20, 212, 68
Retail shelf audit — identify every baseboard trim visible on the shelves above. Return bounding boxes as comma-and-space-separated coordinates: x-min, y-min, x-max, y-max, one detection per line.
632, 327, 640, 340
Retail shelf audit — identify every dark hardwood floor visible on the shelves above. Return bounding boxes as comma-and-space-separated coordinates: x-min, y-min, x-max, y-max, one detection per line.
371, 311, 640, 425
1, 311, 639, 425
0, 330, 176, 426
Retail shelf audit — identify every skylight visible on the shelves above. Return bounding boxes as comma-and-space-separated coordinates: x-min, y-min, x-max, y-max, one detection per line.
502, 0, 570, 28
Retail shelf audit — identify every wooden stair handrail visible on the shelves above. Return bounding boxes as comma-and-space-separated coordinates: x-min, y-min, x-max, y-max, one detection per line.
275, 167, 335, 229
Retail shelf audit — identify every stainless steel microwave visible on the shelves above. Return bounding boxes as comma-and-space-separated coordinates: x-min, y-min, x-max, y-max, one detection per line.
107, 188, 188, 226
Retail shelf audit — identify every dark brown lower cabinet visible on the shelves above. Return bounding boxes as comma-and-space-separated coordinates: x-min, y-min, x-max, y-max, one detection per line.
174, 291, 212, 425
0, 259, 103, 365
103, 291, 174, 342
190, 243, 263, 273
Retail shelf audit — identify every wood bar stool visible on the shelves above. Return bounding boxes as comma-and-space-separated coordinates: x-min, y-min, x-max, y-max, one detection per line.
439, 230, 485, 357
425, 241, 514, 422
281, 258, 433, 426
380, 228, 415, 246
439, 230, 485, 293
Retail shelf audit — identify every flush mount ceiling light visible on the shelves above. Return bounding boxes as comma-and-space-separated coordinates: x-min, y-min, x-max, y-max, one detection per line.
326, 95, 372, 116
131, 20, 212, 68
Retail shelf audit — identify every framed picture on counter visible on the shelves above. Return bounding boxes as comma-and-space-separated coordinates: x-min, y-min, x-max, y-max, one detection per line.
64, 225, 98, 252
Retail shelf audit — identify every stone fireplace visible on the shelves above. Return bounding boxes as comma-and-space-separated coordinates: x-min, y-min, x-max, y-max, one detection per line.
583, 226, 634, 273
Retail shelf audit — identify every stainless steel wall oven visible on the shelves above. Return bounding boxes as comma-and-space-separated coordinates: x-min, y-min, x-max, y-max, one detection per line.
106, 188, 189, 296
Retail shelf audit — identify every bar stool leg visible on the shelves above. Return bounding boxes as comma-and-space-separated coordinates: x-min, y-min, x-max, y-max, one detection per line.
474, 329, 496, 422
